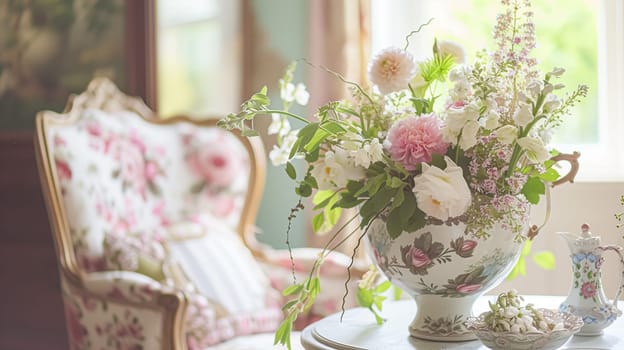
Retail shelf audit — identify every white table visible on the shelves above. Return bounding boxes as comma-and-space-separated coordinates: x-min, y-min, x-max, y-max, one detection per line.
301, 296, 624, 349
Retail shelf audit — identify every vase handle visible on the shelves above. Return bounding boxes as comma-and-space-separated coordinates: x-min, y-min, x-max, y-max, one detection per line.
597, 245, 624, 313
550, 152, 580, 187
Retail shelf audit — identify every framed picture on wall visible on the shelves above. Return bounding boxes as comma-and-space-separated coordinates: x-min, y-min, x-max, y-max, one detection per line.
0, 0, 156, 130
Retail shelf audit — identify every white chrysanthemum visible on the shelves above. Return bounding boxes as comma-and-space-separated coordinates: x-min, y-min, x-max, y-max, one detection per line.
368, 47, 416, 94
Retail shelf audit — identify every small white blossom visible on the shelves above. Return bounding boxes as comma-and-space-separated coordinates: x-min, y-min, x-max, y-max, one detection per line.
459, 120, 479, 150
367, 138, 384, 164
549, 67, 565, 77
496, 125, 518, 145
484, 111, 500, 130
514, 102, 534, 127
526, 80, 543, 99
267, 113, 291, 136
542, 94, 562, 113
280, 82, 310, 106
517, 136, 550, 163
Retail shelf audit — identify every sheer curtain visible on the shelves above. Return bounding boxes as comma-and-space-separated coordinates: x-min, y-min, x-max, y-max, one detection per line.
305, 0, 371, 258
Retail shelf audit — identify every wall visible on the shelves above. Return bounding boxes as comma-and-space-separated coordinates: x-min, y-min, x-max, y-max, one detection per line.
492, 181, 624, 297
246, 0, 309, 249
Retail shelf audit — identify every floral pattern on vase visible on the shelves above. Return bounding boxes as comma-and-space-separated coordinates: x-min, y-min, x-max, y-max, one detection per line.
366, 212, 526, 341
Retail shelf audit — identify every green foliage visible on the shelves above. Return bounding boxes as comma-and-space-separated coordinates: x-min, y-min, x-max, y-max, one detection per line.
507, 240, 555, 280
521, 176, 546, 205
357, 281, 392, 325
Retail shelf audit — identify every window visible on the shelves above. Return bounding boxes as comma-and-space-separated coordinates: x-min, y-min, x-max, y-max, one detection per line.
157, 0, 240, 117
371, 0, 624, 181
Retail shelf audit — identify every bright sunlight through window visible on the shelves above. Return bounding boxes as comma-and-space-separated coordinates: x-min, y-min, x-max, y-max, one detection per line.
372, 0, 624, 181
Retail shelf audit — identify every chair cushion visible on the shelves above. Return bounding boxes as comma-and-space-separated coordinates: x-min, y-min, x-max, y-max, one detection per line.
166, 215, 284, 348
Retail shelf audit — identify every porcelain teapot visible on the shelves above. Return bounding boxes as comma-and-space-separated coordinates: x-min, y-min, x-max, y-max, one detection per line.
559, 223, 624, 335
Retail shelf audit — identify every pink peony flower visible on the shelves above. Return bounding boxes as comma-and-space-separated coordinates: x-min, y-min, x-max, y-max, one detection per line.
368, 47, 416, 94
385, 115, 449, 171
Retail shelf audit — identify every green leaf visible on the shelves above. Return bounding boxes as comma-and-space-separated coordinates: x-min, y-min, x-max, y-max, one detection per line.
334, 194, 363, 209
295, 183, 312, 197
360, 187, 395, 225
285, 162, 297, 180
282, 284, 303, 296
386, 207, 404, 239
313, 190, 336, 208
538, 167, 560, 182
325, 206, 342, 227
429, 153, 447, 169
374, 281, 392, 293
405, 208, 427, 232
521, 176, 546, 204
312, 212, 325, 232
305, 147, 320, 162
532, 251, 556, 270
241, 129, 259, 137
521, 240, 533, 257
288, 137, 302, 159
506, 257, 526, 280
357, 288, 374, 307
392, 286, 403, 300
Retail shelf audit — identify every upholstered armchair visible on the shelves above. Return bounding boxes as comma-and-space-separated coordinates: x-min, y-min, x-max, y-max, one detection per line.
35, 78, 365, 350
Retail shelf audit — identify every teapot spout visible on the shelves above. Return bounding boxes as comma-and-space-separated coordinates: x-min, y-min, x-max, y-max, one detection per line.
558, 232, 580, 252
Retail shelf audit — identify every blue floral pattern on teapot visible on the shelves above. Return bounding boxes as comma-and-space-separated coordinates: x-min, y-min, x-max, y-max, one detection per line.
559, 224, 624, 335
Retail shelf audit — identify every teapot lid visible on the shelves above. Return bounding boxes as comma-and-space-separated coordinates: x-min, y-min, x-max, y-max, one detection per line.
576, 223, 601, 250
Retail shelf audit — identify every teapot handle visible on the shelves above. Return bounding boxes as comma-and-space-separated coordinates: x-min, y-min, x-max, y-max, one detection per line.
550, 151, 580, 187
597, 245, 624, 310
550, 151, 581, 187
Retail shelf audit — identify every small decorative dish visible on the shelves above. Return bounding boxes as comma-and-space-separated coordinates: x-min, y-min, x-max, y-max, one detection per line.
467, 308, 584, 350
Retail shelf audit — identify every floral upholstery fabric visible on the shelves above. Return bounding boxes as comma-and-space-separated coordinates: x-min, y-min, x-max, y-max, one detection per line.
47, 108, 354, 349
48, 109, 282, 348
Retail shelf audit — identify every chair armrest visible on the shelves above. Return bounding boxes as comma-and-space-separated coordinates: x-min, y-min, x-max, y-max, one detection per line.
261, 248, 368, 328
82, 270, 170, 304
61, 269, 188, 350
263, 247, 368, 278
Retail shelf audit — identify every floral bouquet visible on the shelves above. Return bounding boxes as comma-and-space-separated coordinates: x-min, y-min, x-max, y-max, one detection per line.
219, 0, 586, 347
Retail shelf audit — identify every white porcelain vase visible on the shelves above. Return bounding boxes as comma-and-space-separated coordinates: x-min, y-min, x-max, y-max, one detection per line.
366, 212, 527, 341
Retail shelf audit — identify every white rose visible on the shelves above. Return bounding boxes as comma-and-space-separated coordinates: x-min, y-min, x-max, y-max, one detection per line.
436, 40, 467, 64
514, 102, 533, 127
517, 136, 550, 163
495, 125, 518, 144
412, 156, 472, 221
459, 120, 479, 150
